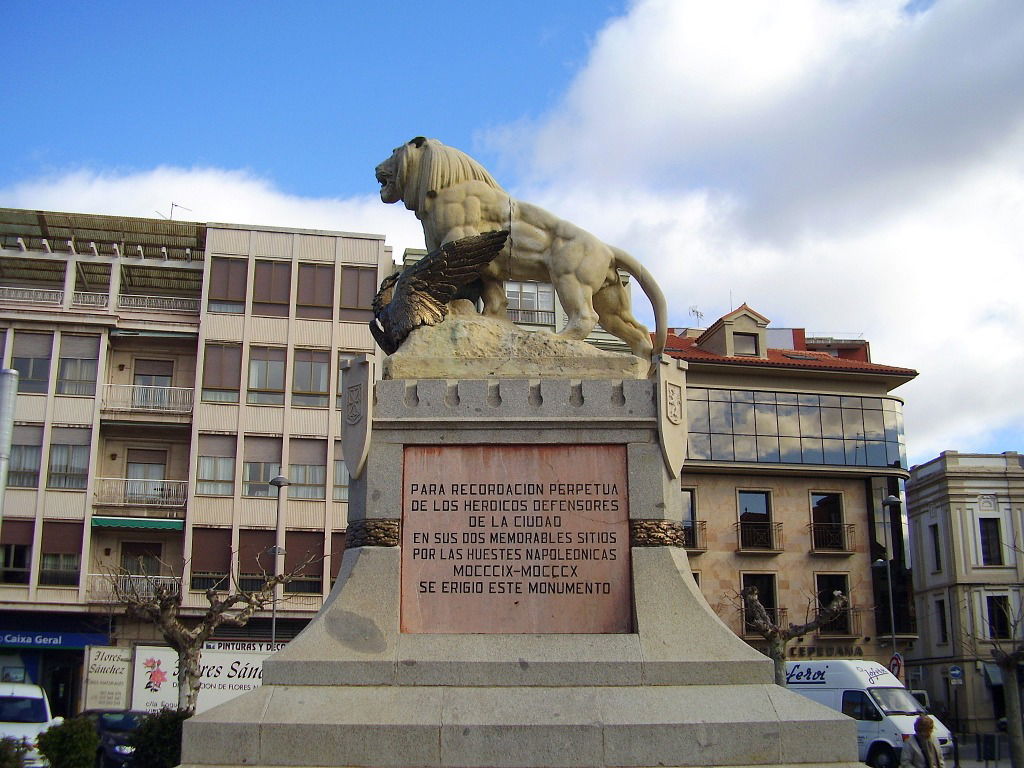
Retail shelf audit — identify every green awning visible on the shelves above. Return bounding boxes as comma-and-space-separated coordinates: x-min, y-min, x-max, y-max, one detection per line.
983, 663, 1003, 686
91, 516, 183, 530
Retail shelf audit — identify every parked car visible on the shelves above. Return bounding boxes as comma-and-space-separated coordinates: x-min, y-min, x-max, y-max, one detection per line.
786, 660, 952, 768
0, 683, 64, 768
80, 710, 144, 768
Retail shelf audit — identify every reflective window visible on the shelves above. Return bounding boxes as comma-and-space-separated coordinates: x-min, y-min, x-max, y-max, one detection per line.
333, 459, 350, 501
687, 388, 906, 468
289, 463, 327, 499
979, 518, 1003, 566
987, 595, 1011, 638
197, 457, 234, 496
681, 489, 696, 526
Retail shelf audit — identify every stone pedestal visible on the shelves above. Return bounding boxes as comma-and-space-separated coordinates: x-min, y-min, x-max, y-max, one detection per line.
181, 376, 860, 768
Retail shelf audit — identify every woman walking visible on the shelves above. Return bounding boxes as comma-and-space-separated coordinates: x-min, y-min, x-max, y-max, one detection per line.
900, 715, 945, 768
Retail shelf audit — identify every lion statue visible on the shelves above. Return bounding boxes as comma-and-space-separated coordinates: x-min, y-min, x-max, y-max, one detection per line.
375, 137, 667, 362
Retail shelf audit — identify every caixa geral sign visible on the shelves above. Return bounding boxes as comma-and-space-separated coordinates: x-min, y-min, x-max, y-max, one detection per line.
1, 632, 109, 649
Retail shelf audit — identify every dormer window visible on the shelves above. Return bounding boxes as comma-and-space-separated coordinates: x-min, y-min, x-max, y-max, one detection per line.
734, 333, 759, 356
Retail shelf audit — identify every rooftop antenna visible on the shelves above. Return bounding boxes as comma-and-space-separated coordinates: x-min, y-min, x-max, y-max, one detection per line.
155, 202, 193, 220
688, 305, 704, 327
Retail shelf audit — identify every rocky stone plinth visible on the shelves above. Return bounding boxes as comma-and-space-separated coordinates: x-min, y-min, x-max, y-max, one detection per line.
382, 303, 648, 380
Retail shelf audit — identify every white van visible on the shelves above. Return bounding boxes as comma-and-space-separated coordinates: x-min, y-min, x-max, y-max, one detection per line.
785, 660, 952, 768
0, 683, 64, 768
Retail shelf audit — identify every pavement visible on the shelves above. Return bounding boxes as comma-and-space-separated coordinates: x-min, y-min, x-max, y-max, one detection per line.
946, 734, 1012, 767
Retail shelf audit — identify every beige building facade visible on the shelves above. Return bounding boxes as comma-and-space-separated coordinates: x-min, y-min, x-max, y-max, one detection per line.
906, 451, 1024, 733
667, 306, 918, 668
0, 208, 392, 715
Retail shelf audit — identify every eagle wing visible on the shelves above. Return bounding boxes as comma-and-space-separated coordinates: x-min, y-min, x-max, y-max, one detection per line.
379, 230, 509, 351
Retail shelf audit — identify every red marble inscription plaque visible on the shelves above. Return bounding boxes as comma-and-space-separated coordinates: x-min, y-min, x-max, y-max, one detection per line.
401, 444, 631, 633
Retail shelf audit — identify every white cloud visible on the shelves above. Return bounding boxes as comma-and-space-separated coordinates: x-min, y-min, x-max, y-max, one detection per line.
0, 167, 426, 263
491, 0, 1024, 463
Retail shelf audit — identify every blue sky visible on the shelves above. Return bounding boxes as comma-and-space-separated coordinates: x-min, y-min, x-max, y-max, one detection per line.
4, 2, 621, 197
3, 0, 1023, 465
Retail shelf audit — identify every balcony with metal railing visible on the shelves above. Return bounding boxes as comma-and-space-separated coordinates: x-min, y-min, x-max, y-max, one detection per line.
117, 294, 200, 314
87, 573, 181, 602
735, 521, 784, 553
809, 523, 856, 554
506, 308, 557, 325
0, 285, 64, 306
72, 291, 110, 308
682, 520, 707, 553
816, 607, 862, 637
93, 478, 188, 511
101, 384, 194, 416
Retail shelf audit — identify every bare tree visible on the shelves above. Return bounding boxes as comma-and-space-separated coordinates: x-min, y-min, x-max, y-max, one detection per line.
104, 553, 318, 713
739, 585, 851, 686
957, 591, 1024, 768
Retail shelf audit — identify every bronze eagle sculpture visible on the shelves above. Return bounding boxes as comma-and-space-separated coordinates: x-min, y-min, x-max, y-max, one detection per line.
369, 230, 510, 355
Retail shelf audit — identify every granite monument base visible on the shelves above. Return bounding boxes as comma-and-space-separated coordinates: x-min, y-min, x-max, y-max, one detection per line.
181, 377, 860, 768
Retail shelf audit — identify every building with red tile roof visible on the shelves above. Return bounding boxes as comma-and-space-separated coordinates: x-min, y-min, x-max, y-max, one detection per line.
662, 304, 920, 675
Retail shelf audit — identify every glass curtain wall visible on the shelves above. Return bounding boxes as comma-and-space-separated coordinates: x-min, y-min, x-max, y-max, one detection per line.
686, 388, 906, 469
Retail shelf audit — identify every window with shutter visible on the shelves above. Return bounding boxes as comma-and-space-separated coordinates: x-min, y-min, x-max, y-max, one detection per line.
292, 349, 330, 407
253, 261, 291, 317
201, 344, 242, 403
39, 522, 83, 586
56, 335, 100, 396
338, 266, 376, 321
297, 263, 334, 320
208, 258, 247, 313
12, 332, 53, 394
197, 435, 237, 496
289, 440, 326, 499
9, 425, 43, 488
47, 428, 91, 490
247, 347, 286, 404
190, 528, 232, 591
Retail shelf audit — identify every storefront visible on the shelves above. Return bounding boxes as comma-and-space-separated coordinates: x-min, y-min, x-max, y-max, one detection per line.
0, 612, 110, 717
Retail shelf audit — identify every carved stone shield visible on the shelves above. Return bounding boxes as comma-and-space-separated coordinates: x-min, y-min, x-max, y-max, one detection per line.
656, 355, 688, 478
340, 354, 375, 480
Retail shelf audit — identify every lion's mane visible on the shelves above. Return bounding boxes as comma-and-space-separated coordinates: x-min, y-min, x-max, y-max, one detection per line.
397, 137, 504, 214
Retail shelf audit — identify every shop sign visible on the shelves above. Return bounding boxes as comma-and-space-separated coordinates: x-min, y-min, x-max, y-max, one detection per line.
130, 644, 276, 713
82, 647, 132, 710
787, 644, 865, 658
0, 631, 108, 649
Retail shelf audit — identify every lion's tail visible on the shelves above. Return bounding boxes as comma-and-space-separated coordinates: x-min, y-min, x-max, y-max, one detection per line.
610, 246, 668, 363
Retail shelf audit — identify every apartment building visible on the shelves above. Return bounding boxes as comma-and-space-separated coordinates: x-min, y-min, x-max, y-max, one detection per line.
665, 305, 919, 667
0, 208, 392, 715
906, 451, 1024, 732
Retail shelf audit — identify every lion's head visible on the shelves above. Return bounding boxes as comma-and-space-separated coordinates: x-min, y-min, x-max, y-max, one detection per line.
375, 137, 504, 213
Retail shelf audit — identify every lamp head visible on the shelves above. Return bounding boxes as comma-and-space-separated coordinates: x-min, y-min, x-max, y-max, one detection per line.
269, 475, 290, 488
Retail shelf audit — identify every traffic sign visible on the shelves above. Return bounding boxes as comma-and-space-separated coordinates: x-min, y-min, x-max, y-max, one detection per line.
948, 664, 963, 680
889, 653, 903, 678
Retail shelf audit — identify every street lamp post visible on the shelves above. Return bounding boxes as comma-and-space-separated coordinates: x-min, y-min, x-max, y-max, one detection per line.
873, 494, 901, 657
268, 475, 290, 645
